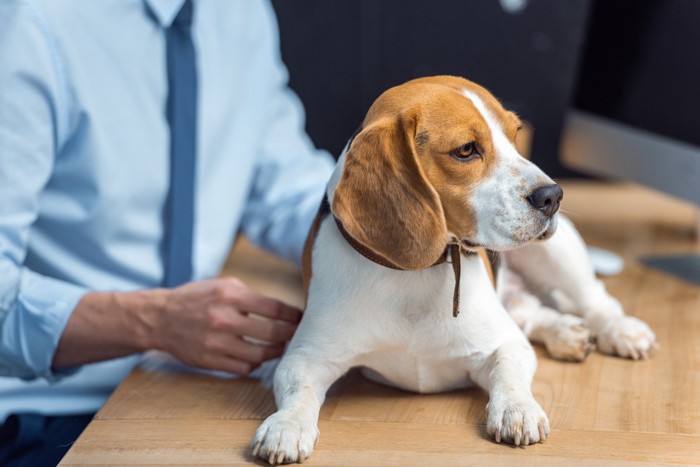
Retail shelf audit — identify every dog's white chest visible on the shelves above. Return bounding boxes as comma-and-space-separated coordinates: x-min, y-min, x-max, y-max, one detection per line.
358, 296, 515, 392
359, 328, 476, 393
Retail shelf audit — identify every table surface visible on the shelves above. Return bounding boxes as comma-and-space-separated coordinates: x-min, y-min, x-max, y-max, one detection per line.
61, 181, 700, 466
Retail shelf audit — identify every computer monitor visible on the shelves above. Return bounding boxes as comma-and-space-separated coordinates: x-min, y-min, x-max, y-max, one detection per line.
560, 0, 700, 284
561, 0, 699, 205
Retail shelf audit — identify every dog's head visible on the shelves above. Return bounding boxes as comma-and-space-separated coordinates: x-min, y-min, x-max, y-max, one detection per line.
331, 75, 562, 270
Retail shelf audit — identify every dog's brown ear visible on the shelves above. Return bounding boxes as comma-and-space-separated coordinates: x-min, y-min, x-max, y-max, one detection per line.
332, 114, 447, 270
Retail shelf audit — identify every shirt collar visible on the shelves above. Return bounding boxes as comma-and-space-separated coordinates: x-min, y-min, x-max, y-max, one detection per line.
144, 0, 188, 27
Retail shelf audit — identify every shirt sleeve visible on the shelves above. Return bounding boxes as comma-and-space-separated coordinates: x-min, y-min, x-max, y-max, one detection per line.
0, 1, 89, 381
239, 1, 335, 265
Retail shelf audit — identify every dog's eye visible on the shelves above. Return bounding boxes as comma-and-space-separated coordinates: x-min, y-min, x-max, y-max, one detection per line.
451, 142, 480, 161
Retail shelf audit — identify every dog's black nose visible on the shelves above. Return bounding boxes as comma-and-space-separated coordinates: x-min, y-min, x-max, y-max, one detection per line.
527, 184, 563, 217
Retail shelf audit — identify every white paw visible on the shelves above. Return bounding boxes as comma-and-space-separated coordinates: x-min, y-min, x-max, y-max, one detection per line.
596, 316, 657, 360
543, 315, 594, 362
487, 395, 550, 446
251, 411, 319, 465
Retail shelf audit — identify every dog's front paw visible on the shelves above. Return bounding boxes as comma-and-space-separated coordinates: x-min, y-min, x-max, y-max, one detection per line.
486, 396, 550, 446
596, 316, 657, 360
251, 411, 319, 465
543, 315, 594, 362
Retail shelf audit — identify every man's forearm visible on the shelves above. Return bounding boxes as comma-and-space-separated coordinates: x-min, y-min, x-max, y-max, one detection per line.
50, 278, 301, 376
51, 289, 165, 369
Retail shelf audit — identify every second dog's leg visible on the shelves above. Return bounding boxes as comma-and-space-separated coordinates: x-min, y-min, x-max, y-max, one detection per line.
503, 216, 656, 359
472, 340, 550, 446
251, 351, 351, 465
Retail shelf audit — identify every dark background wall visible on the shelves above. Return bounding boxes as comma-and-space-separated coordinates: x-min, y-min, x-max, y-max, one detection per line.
271, 0, 591, 178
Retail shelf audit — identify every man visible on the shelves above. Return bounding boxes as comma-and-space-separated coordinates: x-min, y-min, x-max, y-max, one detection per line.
0, 0, 334, 464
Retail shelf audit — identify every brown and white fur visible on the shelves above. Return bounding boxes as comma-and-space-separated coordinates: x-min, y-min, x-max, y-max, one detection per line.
251, 76, 656, 464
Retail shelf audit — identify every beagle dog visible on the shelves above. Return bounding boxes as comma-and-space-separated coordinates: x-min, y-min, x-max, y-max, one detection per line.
251, 76, 657, 464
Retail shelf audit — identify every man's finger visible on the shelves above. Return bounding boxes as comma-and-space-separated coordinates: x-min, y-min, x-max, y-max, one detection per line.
227, 338, 286, 365
239, 315, 297, 343
200, 353, 259, 376
226, 288, 302, 323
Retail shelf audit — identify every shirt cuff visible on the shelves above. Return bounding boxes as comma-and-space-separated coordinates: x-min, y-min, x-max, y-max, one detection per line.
0, 269, 89, 382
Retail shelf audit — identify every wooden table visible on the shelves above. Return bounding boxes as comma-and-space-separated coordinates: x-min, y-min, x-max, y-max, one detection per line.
61, 181, 700, 466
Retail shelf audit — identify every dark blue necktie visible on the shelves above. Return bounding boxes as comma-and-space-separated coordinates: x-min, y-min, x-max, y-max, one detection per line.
163, 0, 196, 287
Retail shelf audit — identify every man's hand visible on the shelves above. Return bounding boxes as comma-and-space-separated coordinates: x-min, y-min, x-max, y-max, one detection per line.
150, 278, 301, 375
52, 277, 302, 375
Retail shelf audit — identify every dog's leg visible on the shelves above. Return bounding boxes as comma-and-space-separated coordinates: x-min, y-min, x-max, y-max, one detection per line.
501, 268, 594, 361
503, 215, 656, 359
250, 345, 352, 465
472, 340, 550, 445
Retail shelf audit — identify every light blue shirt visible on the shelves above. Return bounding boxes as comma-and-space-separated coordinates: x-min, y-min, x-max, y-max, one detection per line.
0, 0, 334, 421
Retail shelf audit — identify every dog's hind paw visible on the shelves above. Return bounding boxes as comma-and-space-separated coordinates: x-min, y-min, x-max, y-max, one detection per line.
251, 411, 319, 465
596, 316, 657, 360
486, 396, 550, 446
543, 314, 594, 362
